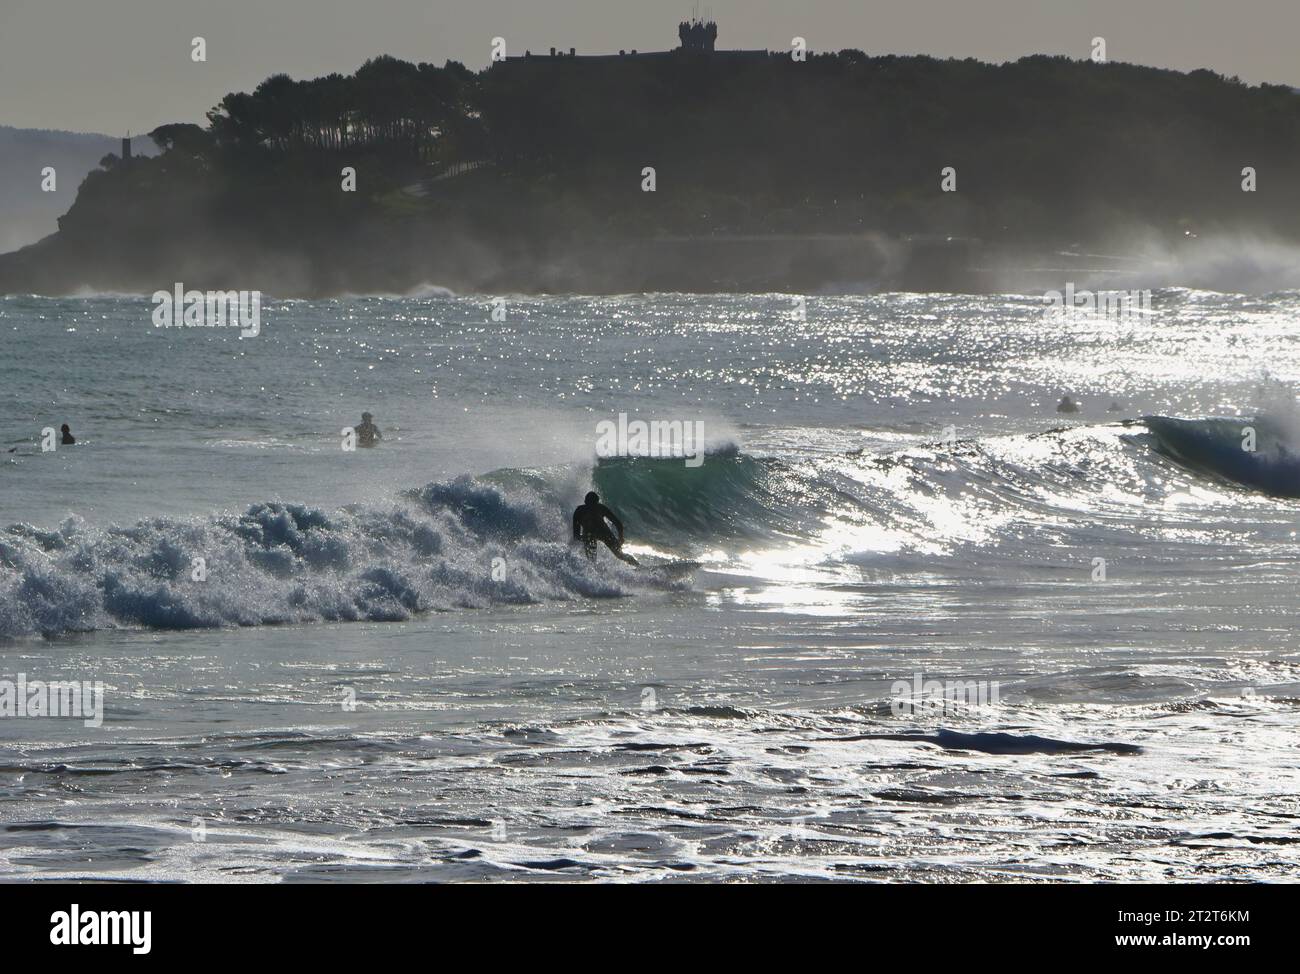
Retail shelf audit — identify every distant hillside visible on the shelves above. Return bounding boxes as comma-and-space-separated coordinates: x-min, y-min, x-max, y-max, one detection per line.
2, 51, 1299, 295
0, 127, 155, 253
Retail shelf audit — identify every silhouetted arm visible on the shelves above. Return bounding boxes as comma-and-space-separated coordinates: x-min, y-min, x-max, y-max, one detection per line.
572, 507, 582, 541
602, 505, 625, 542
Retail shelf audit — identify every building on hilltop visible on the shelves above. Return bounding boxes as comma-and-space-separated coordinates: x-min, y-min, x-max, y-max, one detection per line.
678, 18, 718, 53
500, 18, 769, 65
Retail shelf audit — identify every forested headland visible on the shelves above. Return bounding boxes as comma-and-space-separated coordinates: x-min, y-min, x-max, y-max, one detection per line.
3, 49, 1299, 295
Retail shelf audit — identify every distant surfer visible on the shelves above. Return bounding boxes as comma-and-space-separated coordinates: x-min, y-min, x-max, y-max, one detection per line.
1056, 395, 1080, 414
60, 424, 75, 445
572, 491, 639, 565
355, 412, 382, 447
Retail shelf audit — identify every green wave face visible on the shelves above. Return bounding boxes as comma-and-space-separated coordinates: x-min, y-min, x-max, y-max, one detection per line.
591, 449, 824, 548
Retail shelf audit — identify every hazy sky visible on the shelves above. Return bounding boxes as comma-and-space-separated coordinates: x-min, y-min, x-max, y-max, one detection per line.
2, 0, 1297, 135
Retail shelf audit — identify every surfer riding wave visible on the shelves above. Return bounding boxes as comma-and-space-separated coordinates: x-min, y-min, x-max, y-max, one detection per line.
572, 491, 639, 565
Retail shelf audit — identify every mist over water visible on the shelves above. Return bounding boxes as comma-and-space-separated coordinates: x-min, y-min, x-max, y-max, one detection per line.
1, 291, 1298, 881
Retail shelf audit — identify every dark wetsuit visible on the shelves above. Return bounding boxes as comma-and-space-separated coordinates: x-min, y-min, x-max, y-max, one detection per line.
572, 502, 638, 565
355, 421, 381, 447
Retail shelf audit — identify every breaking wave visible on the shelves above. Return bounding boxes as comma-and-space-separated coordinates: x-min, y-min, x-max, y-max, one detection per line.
1144, 414, 1300, 497
0, 475, 668, 638
1, 419, 1291, 638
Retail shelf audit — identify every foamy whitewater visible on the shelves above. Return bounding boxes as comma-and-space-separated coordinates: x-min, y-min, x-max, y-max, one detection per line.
1, 291, 1298, 881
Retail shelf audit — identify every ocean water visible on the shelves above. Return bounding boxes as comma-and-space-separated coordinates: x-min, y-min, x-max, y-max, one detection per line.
1, 290, 1299, 882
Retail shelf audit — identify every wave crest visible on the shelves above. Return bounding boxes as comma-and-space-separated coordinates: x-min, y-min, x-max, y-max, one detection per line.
0, 479, 670, 638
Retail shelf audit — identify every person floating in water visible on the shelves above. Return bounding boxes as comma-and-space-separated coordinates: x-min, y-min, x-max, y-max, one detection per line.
1056, 395, 1080, 414
572, 491, 638, 565
60, 424, 75, 445
355, 412, 382, 448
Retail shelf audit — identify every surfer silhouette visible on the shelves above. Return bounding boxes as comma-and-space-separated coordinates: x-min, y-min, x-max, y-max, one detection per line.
60, 424, 75, 445
1056, 395, 1080, 414
572, 491, 639, 565
355, 412, 382, 447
